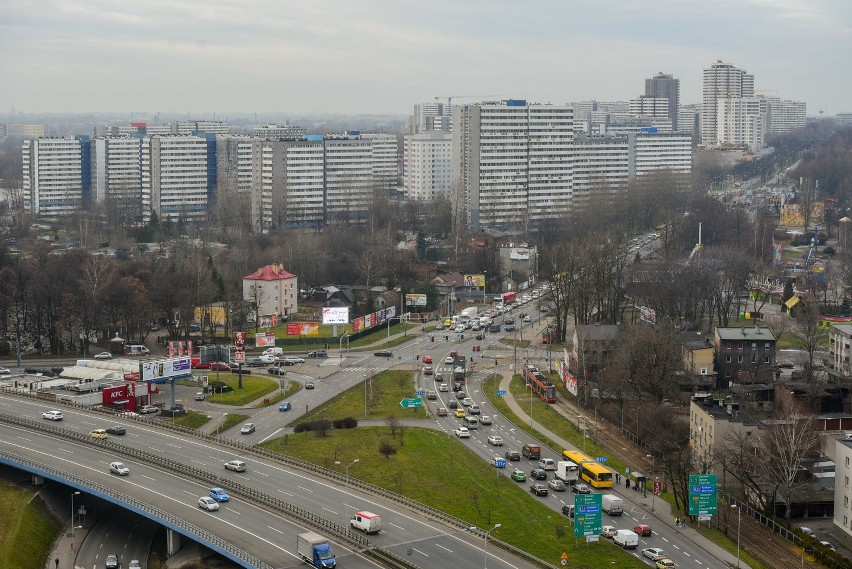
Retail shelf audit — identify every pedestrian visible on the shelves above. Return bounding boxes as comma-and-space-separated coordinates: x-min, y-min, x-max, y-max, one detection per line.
305, 404, 309, 413
626, 478, 630, 489
675, 517, 679, 527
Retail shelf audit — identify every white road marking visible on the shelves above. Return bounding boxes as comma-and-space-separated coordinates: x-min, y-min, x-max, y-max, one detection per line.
297, 486, 314, 493
411, 548, 429, 557
277, 489, 293, 497
268, 526, 284, 534
436, 543, 453, 552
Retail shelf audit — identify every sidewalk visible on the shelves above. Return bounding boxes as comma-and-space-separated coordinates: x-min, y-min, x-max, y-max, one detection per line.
41, 484, 102, 569
497, 373, 752, 569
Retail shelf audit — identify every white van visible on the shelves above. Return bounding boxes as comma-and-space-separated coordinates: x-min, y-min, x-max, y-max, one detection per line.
613, 529, 638, 549
350, 511, 382, 534
601, 494, 623, 515
263, 347, 283, 358
463, 416, 479, 429
539, 458, 556, 471
126, 344, 150, 356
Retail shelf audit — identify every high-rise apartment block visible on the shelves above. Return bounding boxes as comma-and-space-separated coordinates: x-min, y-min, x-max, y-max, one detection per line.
701, 60, 754, 145
644, 72, 680, 130
91, 137, 142, 213
766, 98, 807, 133
141, 135, 211, 222
716, 96, 766, 151
404, 132, 453, 201
22, 137, 88, 216
411, 102, 451, 133
630, 96, 671, 121
252, 124, 308, 139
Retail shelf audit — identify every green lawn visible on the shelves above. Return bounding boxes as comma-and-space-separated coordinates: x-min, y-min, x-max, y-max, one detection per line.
298, 370, 425, 423
500, 338, 531, 348
260, 428, 647, 568
253, 380, 301, 407
696, 525, 769, 569
0, 477, 61, 569
206, 375, 279, 406
168, 410, 212, 429
245, 322, 419, 353
219, 413, 249, 433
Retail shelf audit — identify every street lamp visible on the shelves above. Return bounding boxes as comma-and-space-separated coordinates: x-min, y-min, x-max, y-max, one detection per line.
364, 373, 369, 418
70, 491, 81, 537
730, 503, 741, 568
335, 459, 359, 527
470, 523, 501, 569
646, 454, 656, 510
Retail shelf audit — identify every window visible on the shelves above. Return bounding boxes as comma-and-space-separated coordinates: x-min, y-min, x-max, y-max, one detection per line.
847, 457, 850, 467
700, 367, 708, 375
725, 342, 731, 350
738, 342, 744, 350
764, 356, 769, 364
846, 476, 849, 488
738, 356, 743, 363
726, 356, 731, 363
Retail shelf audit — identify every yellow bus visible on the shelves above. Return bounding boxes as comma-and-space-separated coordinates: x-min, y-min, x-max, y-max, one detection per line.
562, 449, 614, 489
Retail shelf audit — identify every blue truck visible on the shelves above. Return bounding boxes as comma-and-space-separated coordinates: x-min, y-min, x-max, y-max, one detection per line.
297, 532, 336, 568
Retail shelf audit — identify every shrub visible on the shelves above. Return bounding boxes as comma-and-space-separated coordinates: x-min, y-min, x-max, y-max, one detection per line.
333, 417, 358, 429
294, 423, 312, 433
378, 441, 397, 458
823, 246, 836, 256
207, 381, 232, 393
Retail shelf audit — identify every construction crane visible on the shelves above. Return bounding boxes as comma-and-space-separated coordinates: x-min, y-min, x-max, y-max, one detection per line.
435, 95, 502, 108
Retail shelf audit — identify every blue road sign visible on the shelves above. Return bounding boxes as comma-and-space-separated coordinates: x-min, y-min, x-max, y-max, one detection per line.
416, 390, 426, 396
596, 456, 607, 463
497, 390, 507, 396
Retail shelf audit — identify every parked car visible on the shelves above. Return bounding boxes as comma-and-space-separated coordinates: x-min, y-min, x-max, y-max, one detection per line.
511, 469, 527, 482
109, 462, 130, 476
209, 487, 230, 502
548, 478, 566, 492
105, 425, 126, 435
504, 450, 521, 461
529, 468, 548, 480
504, 324, 515, 332
634, 524, 652, 537
208, 362, 232, 371
479, 415, 492, 425
90, 429, 108, 439
94, 351, 113, 360
198, 496, 219, 511
240, 423, 256, 434
778, 360, 795, 369
487, 435, 503, 446
530, 483, 549, 496
138, 404, 159, 414
308, 349, 328, 358
642, 548, 667, 561
374, 350, 393, 357
279, 401, 292, 411
248, 355, 276, 366
572, 483, 592, 494
42, 410, 63, 421
0, 368, 10, 375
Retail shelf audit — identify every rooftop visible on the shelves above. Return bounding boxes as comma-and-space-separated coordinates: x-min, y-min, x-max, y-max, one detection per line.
715, 326, 776, 342
244, 264, 296, 281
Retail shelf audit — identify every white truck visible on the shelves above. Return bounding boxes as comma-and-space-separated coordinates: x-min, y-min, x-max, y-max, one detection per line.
555, 461, 579, 485
461, 306, 478, 321
350, 511, 382, 534
601, 494, 624, 515
613, 529, 638, 549
297, 532, 336, 568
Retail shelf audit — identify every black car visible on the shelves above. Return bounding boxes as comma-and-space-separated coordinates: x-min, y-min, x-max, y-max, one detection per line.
504, 324, 515, 332
529, 468, 548, 480
562, 504, 575, 518
455, 391, 467, 399
475, 334, 485, 340
305, 381, 315, 389
447, 400, 458, 409
267, 367, 286, 375
308, 349, 328, 358
374, 350, 393, 357
452, 383, 463, 392
105, 425, 126, 436
505, 450, 521, 461
530, 483, 549, 496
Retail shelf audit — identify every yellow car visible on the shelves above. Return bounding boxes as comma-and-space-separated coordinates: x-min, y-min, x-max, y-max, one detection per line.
455, 408, 466, 418
90, 429, 108, 439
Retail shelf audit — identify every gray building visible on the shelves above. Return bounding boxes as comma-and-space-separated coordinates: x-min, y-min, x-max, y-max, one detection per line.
714, 326, 777, 388
645, 72, 680, 130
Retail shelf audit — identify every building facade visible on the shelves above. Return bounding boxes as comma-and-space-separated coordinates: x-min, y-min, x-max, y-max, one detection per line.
403, 131, 453, 201
91, 137, 143, 214
644, 72, 680, 130
716, 96, 767, 151
141, 135, 210, 223
242, 264, 298, 319
22, 137, 88, 216
767, 98, 807, 133
829, 323, 852, 377
834, 437, 852, 539
701, 61, 754, 145
714, 326, 777, 387
690, 397, 759, 472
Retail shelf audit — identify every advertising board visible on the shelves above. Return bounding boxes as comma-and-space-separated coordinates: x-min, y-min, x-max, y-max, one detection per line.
406, 294, 427, 307
255, 333, 276, 348
322, 307, 349, 325
463, 274, 485, 288
510, 247, 530, 260
286, 322, 319, 336
140, 357, 192, 382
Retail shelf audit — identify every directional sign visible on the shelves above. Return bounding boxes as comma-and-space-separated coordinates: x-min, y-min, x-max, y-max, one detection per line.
399, 398, 423, 409
688, 474, 718, 516
573, 493, 602, 537
596, 456, 607, 463
497, 390, 507, 396
416, 390, 426, 396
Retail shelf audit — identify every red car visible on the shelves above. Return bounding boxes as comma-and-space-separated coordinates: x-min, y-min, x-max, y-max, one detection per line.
449, 350, 458, 358
634, 524, 652, 537
422, 356, 433, 364
208, 362, 232, 371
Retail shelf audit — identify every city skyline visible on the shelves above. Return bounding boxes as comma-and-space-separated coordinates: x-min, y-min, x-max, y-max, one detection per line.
1, 0, 849, 116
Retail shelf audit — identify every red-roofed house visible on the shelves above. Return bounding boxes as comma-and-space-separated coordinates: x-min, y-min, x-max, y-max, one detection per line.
243, 264, 298, 319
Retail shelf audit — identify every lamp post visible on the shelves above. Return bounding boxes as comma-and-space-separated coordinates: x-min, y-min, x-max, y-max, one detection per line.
364, 373, 369, 418
731, 503, 741, 568
470, 523, 501, 569
335, 459, 359, 528
70, 491, 81, 537
646, 453, 656, 510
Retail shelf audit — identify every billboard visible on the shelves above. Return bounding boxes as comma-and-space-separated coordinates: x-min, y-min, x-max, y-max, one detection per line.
140, 357, 191, 382
259, 313, 278, 328
287, 322, 319, 336
255, 333, 276, 348
406, 294, 427, 307
463, 274, 485, 288
322, 307, 349, 324
510, 247, 530, 260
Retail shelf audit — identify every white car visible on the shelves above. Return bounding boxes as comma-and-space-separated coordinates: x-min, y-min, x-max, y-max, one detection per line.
523, 315, 532, 322
198, 496, 219, 511
109, 461, 130, 476
93, 351, 113, 360
42, 410, 63, 421
0, 367, 10, 375
224, 460, 246, 472
444, 356, 454, 364
602, 525, 618, 538
138, 404, 159, 414
642, 547, 667, 561
487, 435, 503, 446
281, 356, 305, 365
462, 397, 473, 407
454, 427, 470, 438
438, 383, 450, 392
479, 415, 493, 425
240, 423, 256, 434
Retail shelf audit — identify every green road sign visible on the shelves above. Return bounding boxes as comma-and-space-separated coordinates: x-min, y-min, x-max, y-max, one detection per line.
399, 398, 423, 409
688, 474, 718, 516
574, 493, 602, 537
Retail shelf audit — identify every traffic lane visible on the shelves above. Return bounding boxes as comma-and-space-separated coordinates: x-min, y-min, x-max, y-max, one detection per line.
77, 507, 158, 569
0, 424, 381, 569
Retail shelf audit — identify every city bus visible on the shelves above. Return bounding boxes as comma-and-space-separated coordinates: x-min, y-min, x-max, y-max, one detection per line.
562, 449, 614, 489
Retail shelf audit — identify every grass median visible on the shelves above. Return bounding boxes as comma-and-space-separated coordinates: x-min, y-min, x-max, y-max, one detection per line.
0, 475, 61, 569
205, 375, 278, 406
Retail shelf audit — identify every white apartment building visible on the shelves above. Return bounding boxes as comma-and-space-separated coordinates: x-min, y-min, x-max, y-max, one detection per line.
141, 135, 209, 222
403, 131, 453, 201
767, 98, 807, 133
628, 131, 693, 178
361, 133, 399, 191
835, 437, 852, 539
411, 102, 449, 134
22, 137, 86, 216
629, 96, 670, 120
571, 134, 630, 214
91, 137, 142, 210
702, 60, 754, 145
453, 100, 573, 229
716, 96, 766, 151
242, 263, 298, 319
325, 139, 373, 223
252, 124, 308, 139
678, 104, 700, 134
828, 323, 852, 377
176, 120, 230, 135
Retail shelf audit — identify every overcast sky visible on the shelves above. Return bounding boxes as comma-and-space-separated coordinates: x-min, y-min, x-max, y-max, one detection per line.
1, 0, 849, 117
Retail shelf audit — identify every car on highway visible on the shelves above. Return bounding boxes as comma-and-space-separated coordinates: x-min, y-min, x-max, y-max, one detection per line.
94, 351, 113, 360
305, 381, 315, 389
425, 390, 437, 400
248, 354, 276, 366
138, 404, 159, 414
530, 483, 549, 496
423, 366, 433, 375
447, 400, 458, 409
642, 548, 667, 561
479, 415, 492, 425
444, 356, 455, 364
456, 391, 467, 400
469, 405, 481, 415
539, 458, 556, 470
422, 356, 433, 364
548, 478, 566, 492
510, 469, 526, 482
90, 429, 108, 439
128, 560, 141, 569
109, 462, 130, 476
487, 435, 503, 446
281, 356, 305, 365
374, 350, 393, 357
504, 450, 521, 461
572, 483, 591, 494
279, 401, 292, 411
436, 406, 448, 417
198, 496, 220, 511
42, 410, 63, 421
105, 554, 120, 569
462, 397, 473, 407
438, 383, 449, 392
529, 468, 547, 480
308, 349, 328, 358
240, 423, 256, 434
105, 425, 126, 436
655, 560, 676, 569
209, 487, 230, 502
0, 368, 10, 375
562, 505, 575, 518
634, 524, 652, 537
224, 460, 246, 472
602, 525, 618, 538
454, 426, 470, 438
454, 408, 466, 418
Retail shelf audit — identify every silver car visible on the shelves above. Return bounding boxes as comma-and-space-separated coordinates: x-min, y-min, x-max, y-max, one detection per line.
109, 462, 130, 476
198, 496, 220, 511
